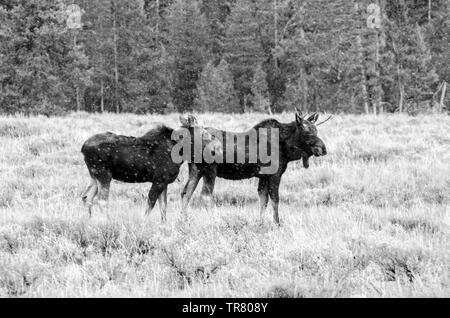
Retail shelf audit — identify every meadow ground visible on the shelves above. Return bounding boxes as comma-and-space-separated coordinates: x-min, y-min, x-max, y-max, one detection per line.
0, 112, 449, 297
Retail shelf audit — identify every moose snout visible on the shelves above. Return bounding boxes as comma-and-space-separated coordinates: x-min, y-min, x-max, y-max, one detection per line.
313, 145, 327, 157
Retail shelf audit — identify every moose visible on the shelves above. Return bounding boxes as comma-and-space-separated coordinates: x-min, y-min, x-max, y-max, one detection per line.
181, 109, 329, 224
80, 115, 222, 221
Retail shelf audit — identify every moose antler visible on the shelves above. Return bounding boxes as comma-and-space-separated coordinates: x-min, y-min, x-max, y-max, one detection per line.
316, 114, 333, 126
303, 112, 312, 120
293, 106, 311, 119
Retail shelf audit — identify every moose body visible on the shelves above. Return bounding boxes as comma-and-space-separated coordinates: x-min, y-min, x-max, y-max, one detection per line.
83, 129, 179, 184
181, 110, 328, 224
81, 115, 222, 221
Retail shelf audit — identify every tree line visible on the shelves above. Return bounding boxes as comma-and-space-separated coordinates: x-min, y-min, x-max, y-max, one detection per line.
0, 0, 449, 115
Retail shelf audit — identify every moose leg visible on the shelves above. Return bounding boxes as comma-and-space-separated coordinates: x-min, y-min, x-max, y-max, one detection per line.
83, 177, 98, 217
97, 173, 112, 216
257, 177, 269, 218
181, 165, 201, 213
81, 177, 96, 203
157, 186, 168, 222
200, 172, 216, 210
146, 183, 166, 216
268, 177, 281, 225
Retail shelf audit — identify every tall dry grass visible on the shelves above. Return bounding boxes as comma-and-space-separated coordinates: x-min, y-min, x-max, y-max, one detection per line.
0, 112, 449, 297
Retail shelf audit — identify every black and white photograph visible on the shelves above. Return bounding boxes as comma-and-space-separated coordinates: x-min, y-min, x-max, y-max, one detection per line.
0, 0, 449, 301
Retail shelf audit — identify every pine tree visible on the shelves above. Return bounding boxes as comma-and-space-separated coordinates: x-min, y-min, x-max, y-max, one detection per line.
250, 0, 285, 111
385, 1, 439, 112
0, 0, 448, 115
224, 0, 265, 112
79, 0, 172, 114
66, 38, 93, 112
166, 0, 209, 112
0, 0, 91, 114
200, 0, 231, 63
195, 59, 239, 113
406, 24, 439, 108
82, 0, 111, 112
251, 64, 271, 113
429, 0, 450, 86
119, 0, 171, 113
280, 0, 359, 112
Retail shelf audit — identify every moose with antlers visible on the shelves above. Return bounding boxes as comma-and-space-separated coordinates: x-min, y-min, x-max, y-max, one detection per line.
181, 109, 330, 224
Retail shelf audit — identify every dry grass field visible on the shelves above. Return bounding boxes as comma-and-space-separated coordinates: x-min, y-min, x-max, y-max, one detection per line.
0, 112, 449, 297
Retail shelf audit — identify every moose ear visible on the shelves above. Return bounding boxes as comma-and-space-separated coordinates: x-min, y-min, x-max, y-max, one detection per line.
179, 115, 189, 127
180, 114, 198, 127
295, 108, 303, 126
187, 114, 198, 127
307, 112, 319, 124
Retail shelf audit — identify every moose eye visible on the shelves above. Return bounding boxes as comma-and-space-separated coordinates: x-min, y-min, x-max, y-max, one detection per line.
304, 124, 317, 134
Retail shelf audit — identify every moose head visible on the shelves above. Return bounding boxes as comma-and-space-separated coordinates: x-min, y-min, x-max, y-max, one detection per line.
291, 108, 329, 168
178, 114, 223, 160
